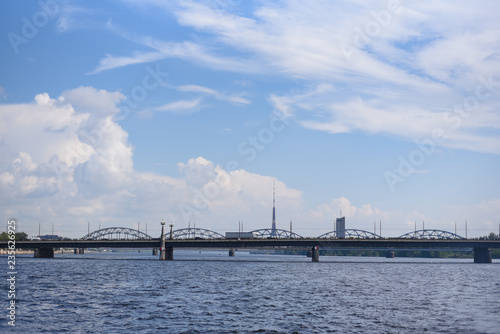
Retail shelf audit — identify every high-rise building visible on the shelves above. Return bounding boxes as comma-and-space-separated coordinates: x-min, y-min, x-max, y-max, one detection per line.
336, 217, 346, 239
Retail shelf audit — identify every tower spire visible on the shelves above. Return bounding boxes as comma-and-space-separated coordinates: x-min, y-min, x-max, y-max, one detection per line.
271, 180, 277, 237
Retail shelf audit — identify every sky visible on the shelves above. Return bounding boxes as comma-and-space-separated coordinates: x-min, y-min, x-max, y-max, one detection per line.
0, 0, 499, 239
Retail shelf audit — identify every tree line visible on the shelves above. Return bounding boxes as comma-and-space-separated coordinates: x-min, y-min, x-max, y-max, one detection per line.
0, 232, 29, 241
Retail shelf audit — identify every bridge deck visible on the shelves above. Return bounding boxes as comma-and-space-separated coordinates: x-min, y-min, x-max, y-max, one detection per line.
2, 239, 499, 249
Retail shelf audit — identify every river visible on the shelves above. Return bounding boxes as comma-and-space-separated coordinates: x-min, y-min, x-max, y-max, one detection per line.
1, 251, 499, 333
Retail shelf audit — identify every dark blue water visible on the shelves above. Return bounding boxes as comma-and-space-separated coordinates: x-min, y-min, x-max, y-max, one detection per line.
2, 251, 499, 333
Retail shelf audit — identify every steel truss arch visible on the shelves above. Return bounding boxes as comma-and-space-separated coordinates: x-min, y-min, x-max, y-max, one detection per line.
250, 228, 304, 239
81, 227, 153, 240
398, 229, 465, 240
170, 228, 224, 239
318, 229, 382, 239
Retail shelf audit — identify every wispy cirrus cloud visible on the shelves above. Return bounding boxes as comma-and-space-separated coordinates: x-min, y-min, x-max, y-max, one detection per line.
102, 0, 500, 154
137, 98, 202, 118
56, 4, 109, 33
156, 98, 202, 113
88, 19, 262, 75
135, 83, 250, 119
275, 85, 500, 154
177, 84, 250, 105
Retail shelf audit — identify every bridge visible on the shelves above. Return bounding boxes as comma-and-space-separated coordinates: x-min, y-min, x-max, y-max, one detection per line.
47, 226, 469, 241
2, 237, 499, 263
2, 225, 498, 263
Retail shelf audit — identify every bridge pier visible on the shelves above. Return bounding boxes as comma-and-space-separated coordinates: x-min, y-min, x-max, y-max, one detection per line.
160, 221, 166, 260
311, 246, 319, 262
166, 246, 174, 261
474, 247, 492, 263
34, 247, 54, 258
152, 248, 158, 256
229, 249, 235, 257
385, 251, 395, 258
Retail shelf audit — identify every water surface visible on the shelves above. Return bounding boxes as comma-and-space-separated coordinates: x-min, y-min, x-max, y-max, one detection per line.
2, 252, 499, 333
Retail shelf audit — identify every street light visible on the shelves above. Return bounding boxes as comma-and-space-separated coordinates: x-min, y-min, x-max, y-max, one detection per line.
169, 222, 174, 240
160, 220, 166, 260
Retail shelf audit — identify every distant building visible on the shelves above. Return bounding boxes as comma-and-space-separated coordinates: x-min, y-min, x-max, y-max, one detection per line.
336, 217, 346, 239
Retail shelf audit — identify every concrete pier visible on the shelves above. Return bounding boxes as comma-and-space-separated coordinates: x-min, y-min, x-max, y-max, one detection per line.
34, 247, 54, 258
229, 249, 235, 257
312, 246, 319, 262
474, 247, 492, 263
166, 246, 174, 261
160, 221, 166, 260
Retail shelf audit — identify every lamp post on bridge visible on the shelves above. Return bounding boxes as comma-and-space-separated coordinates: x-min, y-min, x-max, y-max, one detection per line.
160, 220, 166, 260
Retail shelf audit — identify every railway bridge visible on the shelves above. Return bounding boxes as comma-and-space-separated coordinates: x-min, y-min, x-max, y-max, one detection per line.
2, 231, 498, 263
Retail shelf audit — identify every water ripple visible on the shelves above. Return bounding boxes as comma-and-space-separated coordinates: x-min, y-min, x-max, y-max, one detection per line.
3, 254, 500, 333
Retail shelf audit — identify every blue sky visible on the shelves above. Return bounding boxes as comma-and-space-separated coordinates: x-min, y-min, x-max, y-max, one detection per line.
1, 0, 499, 238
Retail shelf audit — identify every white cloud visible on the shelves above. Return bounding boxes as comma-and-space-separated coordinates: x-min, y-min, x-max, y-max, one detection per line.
0, 87, 497, 238
89, 35, 261, 75
56, 4, 118, 33
103, 0, 500, 155
177, 84, 251, 105
278, 86, 500, 154
114, 0, 500, 90
0, 88, 301, 236
153, 98, 202, 115
56, 5, 84, 32
136, 84, 250, 118
0, 92, 91, 166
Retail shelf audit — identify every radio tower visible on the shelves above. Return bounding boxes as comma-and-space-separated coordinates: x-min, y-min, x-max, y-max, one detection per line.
271, 181, 277, 237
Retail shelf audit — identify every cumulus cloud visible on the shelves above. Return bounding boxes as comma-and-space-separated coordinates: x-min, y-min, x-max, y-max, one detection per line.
0, 92, 90, 167
0, 88, 302, 237
1, 84, 497, 238
176, 156, 303, 231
